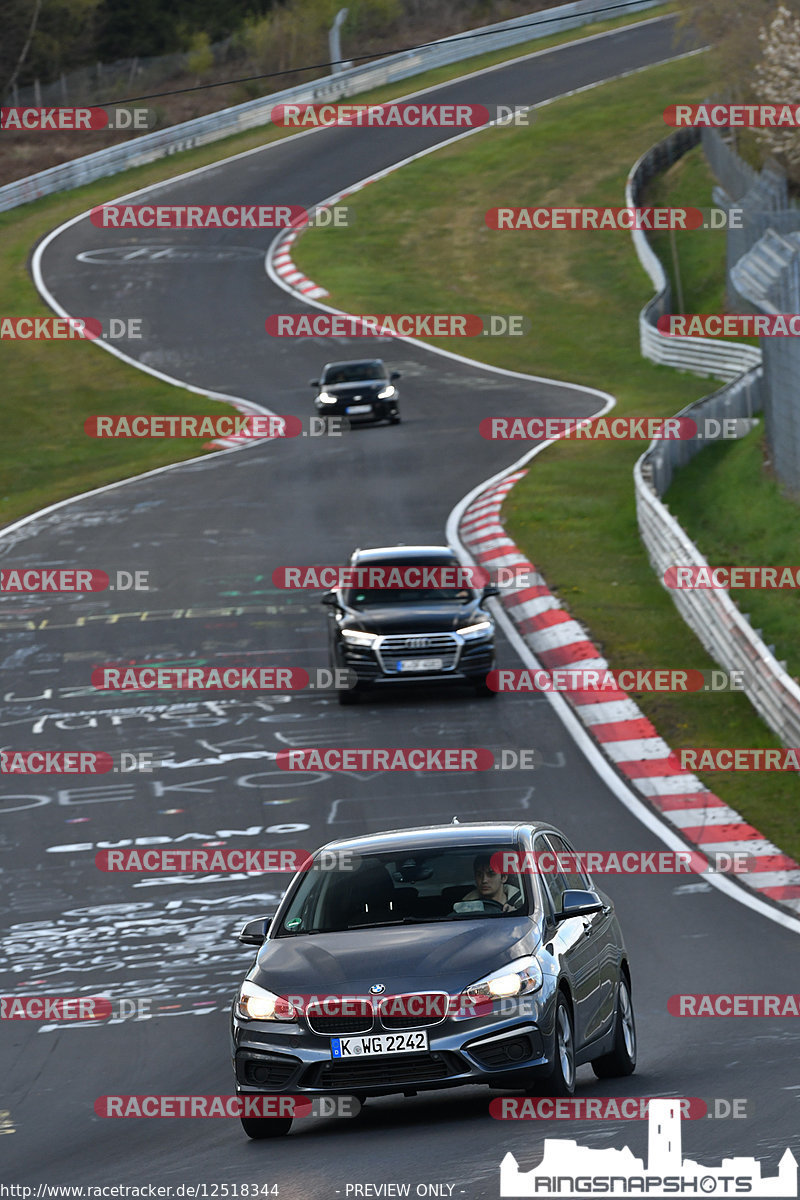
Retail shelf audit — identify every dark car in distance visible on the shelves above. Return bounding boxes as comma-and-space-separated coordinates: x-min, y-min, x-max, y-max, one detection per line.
230, 821, 636, 1138
324, 544, 499, 704
311, 359, 401, 425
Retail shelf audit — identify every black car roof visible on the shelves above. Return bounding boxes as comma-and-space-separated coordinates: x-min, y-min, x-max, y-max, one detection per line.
350, 545, 459, 566
318, 821, 551, 856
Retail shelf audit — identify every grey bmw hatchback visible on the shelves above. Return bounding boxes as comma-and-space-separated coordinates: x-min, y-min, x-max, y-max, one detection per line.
230, 821, 636, 1138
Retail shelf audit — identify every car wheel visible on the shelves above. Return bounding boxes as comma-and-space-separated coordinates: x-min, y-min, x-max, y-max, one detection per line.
239, 1114, 293, 1139
591, 973, 636, 1078
388, 409, 401, 424
544, 995, 576, 1096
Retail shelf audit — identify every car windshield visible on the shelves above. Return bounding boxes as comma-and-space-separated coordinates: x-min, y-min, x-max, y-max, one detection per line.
342, 558, 474, 607
276, 846, 530, 935
323, 362, 386, 384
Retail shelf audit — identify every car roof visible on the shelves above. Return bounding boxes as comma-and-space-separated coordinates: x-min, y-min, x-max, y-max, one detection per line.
322, 359, 386, 371
317, 821, 557, 856
350, 545, 459, 566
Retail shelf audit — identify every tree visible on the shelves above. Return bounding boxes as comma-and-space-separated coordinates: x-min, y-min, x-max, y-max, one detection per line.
753, 3, 800, 179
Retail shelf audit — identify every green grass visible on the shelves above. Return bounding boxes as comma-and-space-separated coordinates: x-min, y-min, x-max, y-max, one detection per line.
667, 428, 800, 681
292, 52, 800, 865
0, 3, 674, 529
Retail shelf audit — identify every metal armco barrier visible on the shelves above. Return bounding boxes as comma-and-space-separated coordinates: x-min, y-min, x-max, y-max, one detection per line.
630, 132, 800, 746
0, 0, 664, 213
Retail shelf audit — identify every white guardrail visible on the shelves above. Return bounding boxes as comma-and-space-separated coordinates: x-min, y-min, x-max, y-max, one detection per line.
0, 0, 665, 212
628, 133, 800, 746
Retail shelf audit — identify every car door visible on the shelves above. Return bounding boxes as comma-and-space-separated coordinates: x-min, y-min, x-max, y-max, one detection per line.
533, 832, 598, 1051
547, 832, 618, 1042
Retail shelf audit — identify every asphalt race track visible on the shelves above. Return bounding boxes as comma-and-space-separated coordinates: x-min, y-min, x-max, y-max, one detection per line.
2, 12, 799, 1197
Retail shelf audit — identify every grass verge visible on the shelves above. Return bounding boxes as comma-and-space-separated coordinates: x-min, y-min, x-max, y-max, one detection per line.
292, 51, 800, 864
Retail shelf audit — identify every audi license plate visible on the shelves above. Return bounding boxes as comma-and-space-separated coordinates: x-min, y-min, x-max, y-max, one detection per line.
330, 1031, 429, 1058
397, 658, 443, 672
346, 404, 372, 414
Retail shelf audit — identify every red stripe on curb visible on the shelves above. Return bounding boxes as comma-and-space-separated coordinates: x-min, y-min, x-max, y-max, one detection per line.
589, 718, 660, 742
520, 609, 577, 632
681, 823, 762, 844
570, 687, 629, 705
649, 793, 726, 811
617, 756, 687, 778
760, 884, 800, 899
537, 642, 602, 668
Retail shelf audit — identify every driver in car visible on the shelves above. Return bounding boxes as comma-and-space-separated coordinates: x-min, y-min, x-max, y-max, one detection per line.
460, 853, 524, 911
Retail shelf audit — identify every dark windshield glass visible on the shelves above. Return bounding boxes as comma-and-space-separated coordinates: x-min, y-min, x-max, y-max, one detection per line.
322, 362, 386, 384
277, 846, 530, 936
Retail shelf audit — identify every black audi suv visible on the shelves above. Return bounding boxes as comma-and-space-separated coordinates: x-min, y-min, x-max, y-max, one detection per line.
311, 358, 401, 424
324, 544, 499, 703
230, 820, 636, 1138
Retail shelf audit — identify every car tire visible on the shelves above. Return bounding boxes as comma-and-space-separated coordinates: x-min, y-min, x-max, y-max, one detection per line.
543, 995, 576, 1097
591, 974, 636, 1079
239, 1114, 293, 1139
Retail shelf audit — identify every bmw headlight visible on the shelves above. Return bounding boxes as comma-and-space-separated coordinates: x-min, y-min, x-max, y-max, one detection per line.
317, 391, 338, 404
377, 385, 396, 399
457, 619, 493, 642
235, 980, 298, 1022
341, 629, 379, 648
461, 957, 543, 1011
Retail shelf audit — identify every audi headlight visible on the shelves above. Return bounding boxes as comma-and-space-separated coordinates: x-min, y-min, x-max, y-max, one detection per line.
462, 957, 543, 1007
457, 620, 493, 641
341, 629, 379, 648
235, 980, 298, 1022
317, 391, 338, 404
377, 385, 396, 399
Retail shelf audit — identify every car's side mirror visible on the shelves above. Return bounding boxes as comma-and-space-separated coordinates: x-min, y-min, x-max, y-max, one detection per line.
390, 371, 401, 381
482, 583, 501, 599
238, 916, 271, 945
556, 890, 605, 921
309, 379, 319, 387
321, 592, 339, 607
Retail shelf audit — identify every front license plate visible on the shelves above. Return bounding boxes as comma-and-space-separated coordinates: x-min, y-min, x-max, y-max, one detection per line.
397, 658, 443, 672
346, 404, 372, 414
331, 1031, 429, 1058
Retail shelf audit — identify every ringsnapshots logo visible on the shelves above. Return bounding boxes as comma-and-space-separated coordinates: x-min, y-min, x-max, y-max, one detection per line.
499, 1098, 797, 1197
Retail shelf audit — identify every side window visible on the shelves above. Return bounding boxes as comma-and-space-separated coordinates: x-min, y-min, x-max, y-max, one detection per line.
533, 833, 566, 918
546, 833, 591, 892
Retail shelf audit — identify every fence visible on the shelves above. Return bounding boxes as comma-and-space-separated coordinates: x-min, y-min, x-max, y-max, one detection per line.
631, 130, 800, 747
626, 128, 762, 380
0, 0, 665, 213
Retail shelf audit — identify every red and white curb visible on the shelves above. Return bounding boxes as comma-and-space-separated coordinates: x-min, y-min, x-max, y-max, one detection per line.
202, 397, 276, 450
459, 472, 800, 918
271, 224, 329, 300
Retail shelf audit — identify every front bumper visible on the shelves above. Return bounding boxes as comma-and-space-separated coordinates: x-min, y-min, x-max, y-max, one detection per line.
338, 635, 495, 686
231, 996, 555, 1098
314, 397, 396, 423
